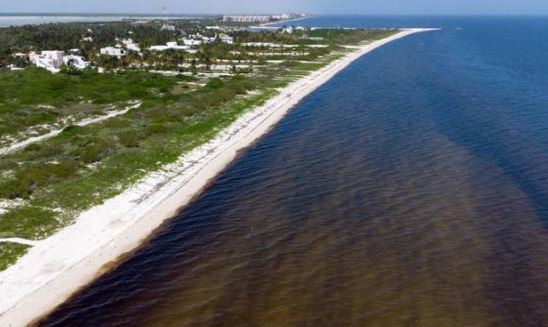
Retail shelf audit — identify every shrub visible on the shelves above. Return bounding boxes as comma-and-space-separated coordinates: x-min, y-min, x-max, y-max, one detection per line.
61, 125, 84, 135
0, 162, 80, 199
24, 143, 64, 159
205, 78, 224, 90
0, 159, 17, 170
80, 142, 112, 163
0, 243, 29, 271
0, 207, 59, 239
0, 177, 34, 199
145, 123, 168, 135
118, 131, 141, 148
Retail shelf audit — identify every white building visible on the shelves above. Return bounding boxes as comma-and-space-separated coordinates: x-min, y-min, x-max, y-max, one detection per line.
181, 38, 203, 47
29, 51, 90, 73
272, 14, 291, 20
201, 36, 216, 44
206, 26, 224, 31
100, 47, 127, 57
149, 42, 189, 51
223, 15, 271, 23
242, 42, 278, 47
29, 50, 64, 73
121, 39, 141, 52
282, 26, 294, 34
42, 50, 63, 62
219, 35, 234, 44
63, 55, 90, 70
161, 24, 176, 31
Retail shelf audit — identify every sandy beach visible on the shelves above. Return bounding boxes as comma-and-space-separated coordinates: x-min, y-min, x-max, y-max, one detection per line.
0, 28, 435, 326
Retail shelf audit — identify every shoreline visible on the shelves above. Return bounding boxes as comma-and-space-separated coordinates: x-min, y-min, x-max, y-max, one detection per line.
0, 28, 436, 327
255, 15, 316, 29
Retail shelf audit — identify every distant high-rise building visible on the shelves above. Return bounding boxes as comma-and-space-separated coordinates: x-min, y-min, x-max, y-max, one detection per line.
222, 15, 272, 23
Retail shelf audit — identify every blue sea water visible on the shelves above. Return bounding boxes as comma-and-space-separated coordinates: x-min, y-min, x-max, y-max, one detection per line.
0, 15, 122, 27
0, 14, 200, 27
41, 16, 548, 326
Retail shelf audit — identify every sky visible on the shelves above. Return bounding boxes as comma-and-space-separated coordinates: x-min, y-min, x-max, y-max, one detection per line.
0, 0, 547, 15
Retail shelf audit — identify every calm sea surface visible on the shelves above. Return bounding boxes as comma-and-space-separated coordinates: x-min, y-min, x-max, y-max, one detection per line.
0, 14, 201, 27
40, 16, 548, 326
0, 15, 123, 27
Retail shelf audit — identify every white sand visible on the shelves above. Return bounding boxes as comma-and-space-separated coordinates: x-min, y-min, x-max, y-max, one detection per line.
0, 28, 437, 326
0, 238, 40, 246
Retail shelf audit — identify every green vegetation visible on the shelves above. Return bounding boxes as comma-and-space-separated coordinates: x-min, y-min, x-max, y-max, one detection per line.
308, 28, 397, 44
0, 68, 177, 106
0, 68, 195, 144
0, 243, 29, 270
0, 23, 398, 270
0, 72, 262, 239
0, 19, 221, 62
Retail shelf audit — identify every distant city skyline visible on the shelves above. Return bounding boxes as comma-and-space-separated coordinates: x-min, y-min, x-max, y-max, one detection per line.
0, 0, 547, 15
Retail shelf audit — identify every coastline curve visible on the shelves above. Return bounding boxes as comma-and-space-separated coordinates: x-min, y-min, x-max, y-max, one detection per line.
0, 28, 437, 327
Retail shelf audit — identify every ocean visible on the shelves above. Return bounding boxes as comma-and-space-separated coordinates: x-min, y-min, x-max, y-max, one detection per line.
40, 16, 548, 326
0, 14, 203, 27
0, 15, 126, 27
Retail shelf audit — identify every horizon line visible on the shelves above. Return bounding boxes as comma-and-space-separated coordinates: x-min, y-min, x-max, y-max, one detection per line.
0, 12, 548, 17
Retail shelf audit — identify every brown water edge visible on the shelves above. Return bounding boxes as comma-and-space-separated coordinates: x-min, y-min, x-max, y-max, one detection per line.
29, 143, 266, 327
47, 125, 548, 327
146, 133, 547, 327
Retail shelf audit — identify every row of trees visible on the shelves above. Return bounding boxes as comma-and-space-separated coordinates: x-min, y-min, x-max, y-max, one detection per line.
91, 42, 331, 74
0, 19, 220, 67
0, 18, 363, 73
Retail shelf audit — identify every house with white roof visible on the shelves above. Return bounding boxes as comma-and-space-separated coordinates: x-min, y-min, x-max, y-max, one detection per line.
63, 55, 90, 70
149, 42, 189, 51
219, 35, 234, 44
201, 36, 216, 44
121, 39, 141, 52
29, 50, 64, 73
100, 47, 127, 57
181, 38, 203, 47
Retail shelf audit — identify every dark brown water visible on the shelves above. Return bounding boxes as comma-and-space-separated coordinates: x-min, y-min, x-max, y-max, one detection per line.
40, 17, 548, 326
